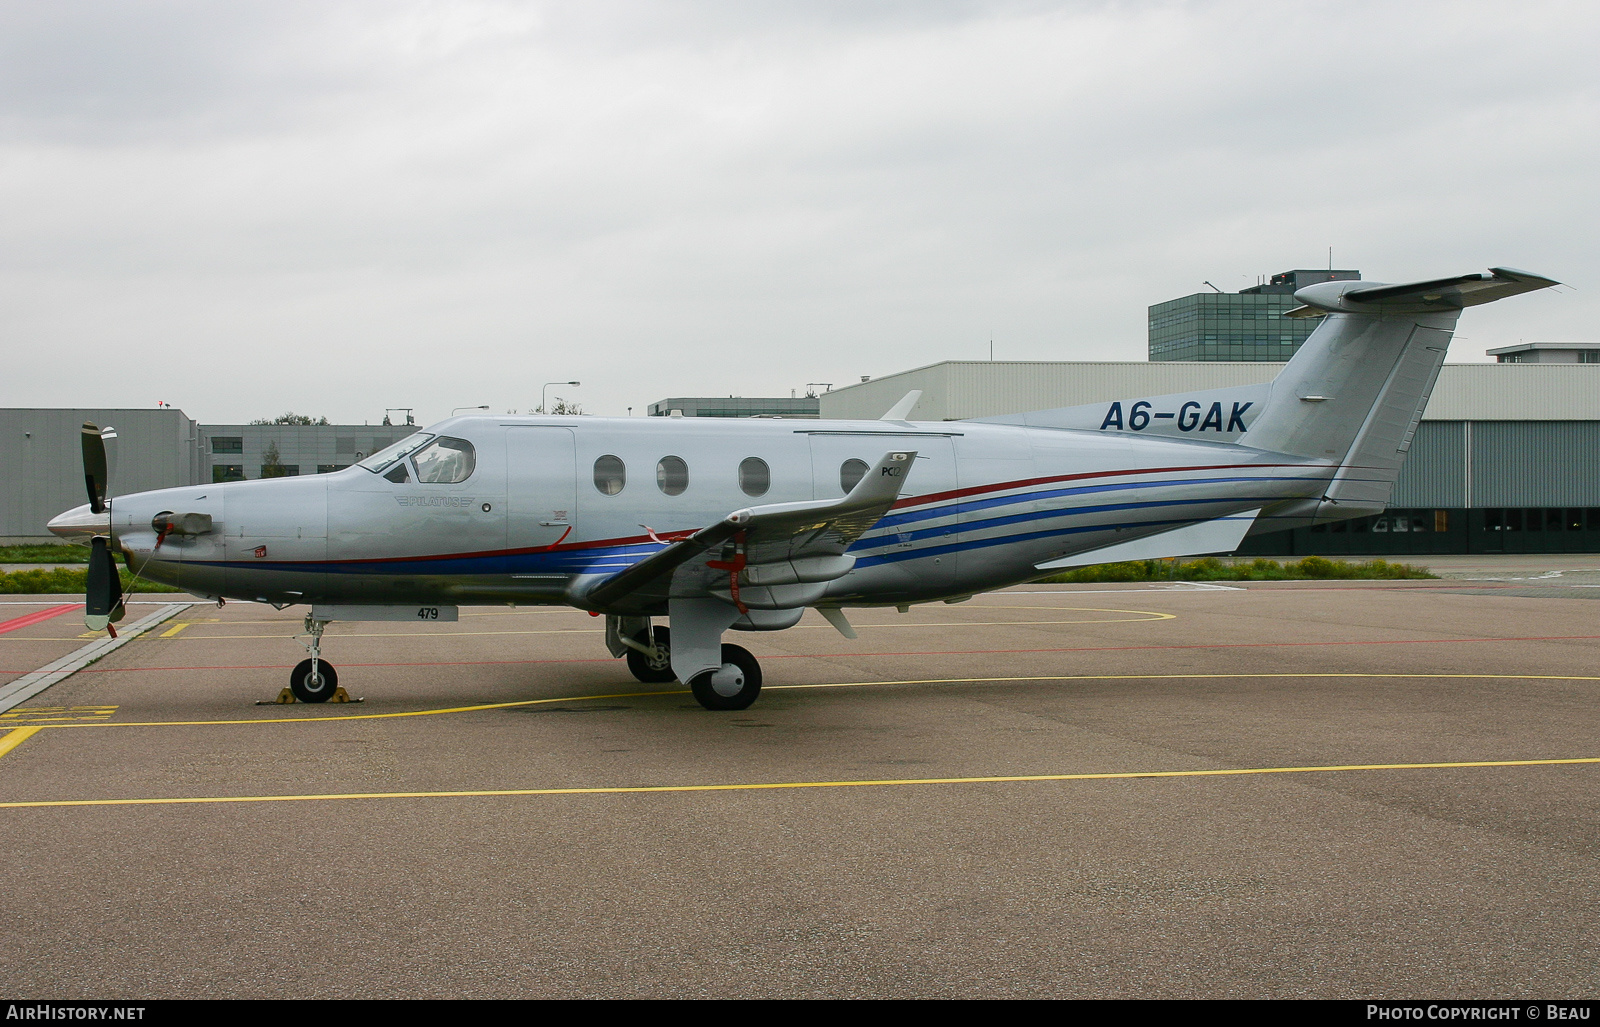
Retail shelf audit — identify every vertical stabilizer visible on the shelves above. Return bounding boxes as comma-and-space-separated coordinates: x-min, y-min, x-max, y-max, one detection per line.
1241, 267, 1557, 521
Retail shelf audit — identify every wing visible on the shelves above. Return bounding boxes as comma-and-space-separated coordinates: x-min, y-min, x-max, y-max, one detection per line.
580, 451, 916, 613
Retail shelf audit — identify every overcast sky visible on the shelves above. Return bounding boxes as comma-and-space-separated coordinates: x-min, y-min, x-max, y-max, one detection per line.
1, 0, 1594, 424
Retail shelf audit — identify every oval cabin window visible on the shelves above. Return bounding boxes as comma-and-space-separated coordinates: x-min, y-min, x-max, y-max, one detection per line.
593, 455, 626, 496
738, 457, 770, 498
656, 456, 688, 496
839, 458, 870, 493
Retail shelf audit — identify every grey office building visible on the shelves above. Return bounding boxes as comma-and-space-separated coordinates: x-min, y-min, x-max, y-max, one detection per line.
647, 396, 819, 418
1149, 269, 1361, 362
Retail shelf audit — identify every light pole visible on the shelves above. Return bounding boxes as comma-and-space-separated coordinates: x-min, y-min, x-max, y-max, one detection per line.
451, 405, 489, 416
542, 381, 581, 414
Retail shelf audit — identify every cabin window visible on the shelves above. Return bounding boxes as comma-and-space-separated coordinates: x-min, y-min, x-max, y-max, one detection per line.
738, 457, 770, 497
359, 433, 434, 474
840, 459, 869, 493
411, 437, 476, 483
594, 455, 626, 496
657, 456, 688, 496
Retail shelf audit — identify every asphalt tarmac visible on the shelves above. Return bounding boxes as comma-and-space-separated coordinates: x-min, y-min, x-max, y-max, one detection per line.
1, 578, 1596, 999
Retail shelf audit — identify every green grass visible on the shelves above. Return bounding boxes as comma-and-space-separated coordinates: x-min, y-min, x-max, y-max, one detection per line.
1040, 556, 1435, 583
0, 544, 89, 563
0, 567, 184, 594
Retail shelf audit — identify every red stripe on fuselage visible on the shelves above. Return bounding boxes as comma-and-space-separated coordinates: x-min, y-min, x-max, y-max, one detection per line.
889, 461, 1325, 511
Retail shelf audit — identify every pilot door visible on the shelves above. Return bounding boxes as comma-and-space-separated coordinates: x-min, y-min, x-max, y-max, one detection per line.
506, 427, 578, 551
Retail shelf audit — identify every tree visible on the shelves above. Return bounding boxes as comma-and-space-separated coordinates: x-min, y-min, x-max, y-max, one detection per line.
259, 442, 291, 478
250, 412, 330, 426
534, 399, 584, 415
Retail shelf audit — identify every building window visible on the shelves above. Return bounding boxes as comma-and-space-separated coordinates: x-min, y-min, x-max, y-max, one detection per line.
1582, 351, 1600, 363
317, 464, 348, 474
212, 464, 244, 482
261, 464, 298, 478
594, 455, 626, 496
656, 456, 688, 496
840, 459, 869, 493
738, 457, 770, 497
211, 437, 243, 454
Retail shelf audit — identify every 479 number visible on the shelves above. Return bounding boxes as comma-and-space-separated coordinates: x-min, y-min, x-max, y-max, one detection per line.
417, 607, 440, 620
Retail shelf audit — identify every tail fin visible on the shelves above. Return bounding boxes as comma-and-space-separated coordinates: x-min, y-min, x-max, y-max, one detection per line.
1240, 267, 1557, 516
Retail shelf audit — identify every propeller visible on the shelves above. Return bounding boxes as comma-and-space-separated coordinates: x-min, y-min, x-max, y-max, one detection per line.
79, 423, 125, 634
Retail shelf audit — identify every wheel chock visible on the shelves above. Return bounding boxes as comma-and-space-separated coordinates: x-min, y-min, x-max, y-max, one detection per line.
252, 688, 363, 706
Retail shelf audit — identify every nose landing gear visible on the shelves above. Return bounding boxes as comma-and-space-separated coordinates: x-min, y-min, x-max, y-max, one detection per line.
264, 615, 361, 704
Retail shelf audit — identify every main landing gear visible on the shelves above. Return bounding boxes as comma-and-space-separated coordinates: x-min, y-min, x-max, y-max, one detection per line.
688, 643, 762, 711
611, 607, 764, 711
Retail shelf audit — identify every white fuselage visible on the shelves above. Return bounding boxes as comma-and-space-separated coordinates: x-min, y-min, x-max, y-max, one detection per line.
88, 415, 1333, 611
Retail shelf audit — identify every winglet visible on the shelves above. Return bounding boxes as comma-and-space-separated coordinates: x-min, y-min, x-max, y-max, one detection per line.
881, 391, 922, 421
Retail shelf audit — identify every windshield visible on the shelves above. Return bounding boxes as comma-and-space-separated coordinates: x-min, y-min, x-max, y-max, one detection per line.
358, 433, 434, 473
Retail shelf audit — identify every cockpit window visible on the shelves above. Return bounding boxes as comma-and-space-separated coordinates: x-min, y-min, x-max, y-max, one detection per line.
384, 462, 410, 483
359, 433, 434, 473
411, 437, 476, 483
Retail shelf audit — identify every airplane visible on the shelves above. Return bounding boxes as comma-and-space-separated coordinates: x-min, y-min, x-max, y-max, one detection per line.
47, 267, 1558, 710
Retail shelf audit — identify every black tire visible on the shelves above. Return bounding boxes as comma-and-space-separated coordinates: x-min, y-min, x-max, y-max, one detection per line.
625, 626, 675, 683
688, 643, 762, 711
289, 658, 339, 703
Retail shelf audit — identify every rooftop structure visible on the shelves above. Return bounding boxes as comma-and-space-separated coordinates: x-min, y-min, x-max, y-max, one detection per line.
1149, 269, 1361, 362
1486, 342, 1600, 364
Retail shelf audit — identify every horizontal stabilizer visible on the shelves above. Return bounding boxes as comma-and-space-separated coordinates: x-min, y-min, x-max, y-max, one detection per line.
1034, 510, 1260, 570
1285, 267, 1559, 318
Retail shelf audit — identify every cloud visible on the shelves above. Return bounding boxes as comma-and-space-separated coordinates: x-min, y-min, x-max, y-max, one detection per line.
0, 0, 1593, 422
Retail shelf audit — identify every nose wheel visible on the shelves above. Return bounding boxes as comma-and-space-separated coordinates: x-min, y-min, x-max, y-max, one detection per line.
688, 643, 762, 711
289, 658, 340, 703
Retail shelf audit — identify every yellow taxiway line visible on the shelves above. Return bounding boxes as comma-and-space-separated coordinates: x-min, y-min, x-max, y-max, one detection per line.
1, 756, 1595, 810
0, 727, 42, 758
10, 671, 1600, 731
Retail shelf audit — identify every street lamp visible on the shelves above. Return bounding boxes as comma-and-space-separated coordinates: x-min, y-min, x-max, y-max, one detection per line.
451, 405, 489, 415
542, 381, 581, 413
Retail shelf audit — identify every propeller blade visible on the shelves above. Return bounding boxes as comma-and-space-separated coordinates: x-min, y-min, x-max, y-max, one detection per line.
81, 423, 107, 514
85, 536, 123, 631
101, 425, 119, 500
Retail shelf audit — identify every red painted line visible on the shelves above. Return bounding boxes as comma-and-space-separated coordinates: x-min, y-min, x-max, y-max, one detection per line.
53, 631, 1600, 675
0, 604, 82, 636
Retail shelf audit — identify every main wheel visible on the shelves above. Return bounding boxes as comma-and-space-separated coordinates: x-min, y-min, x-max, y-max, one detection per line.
625, 626, 675, 683
688, 643, 762, 711
289, 658, 339, 703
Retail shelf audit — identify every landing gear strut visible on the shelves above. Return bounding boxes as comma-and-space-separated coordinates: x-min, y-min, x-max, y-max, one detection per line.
289, 615, 339, 703
624, 625, 674, 684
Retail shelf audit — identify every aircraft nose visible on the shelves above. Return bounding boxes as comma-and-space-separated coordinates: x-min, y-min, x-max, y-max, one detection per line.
47, 503, 110, 541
